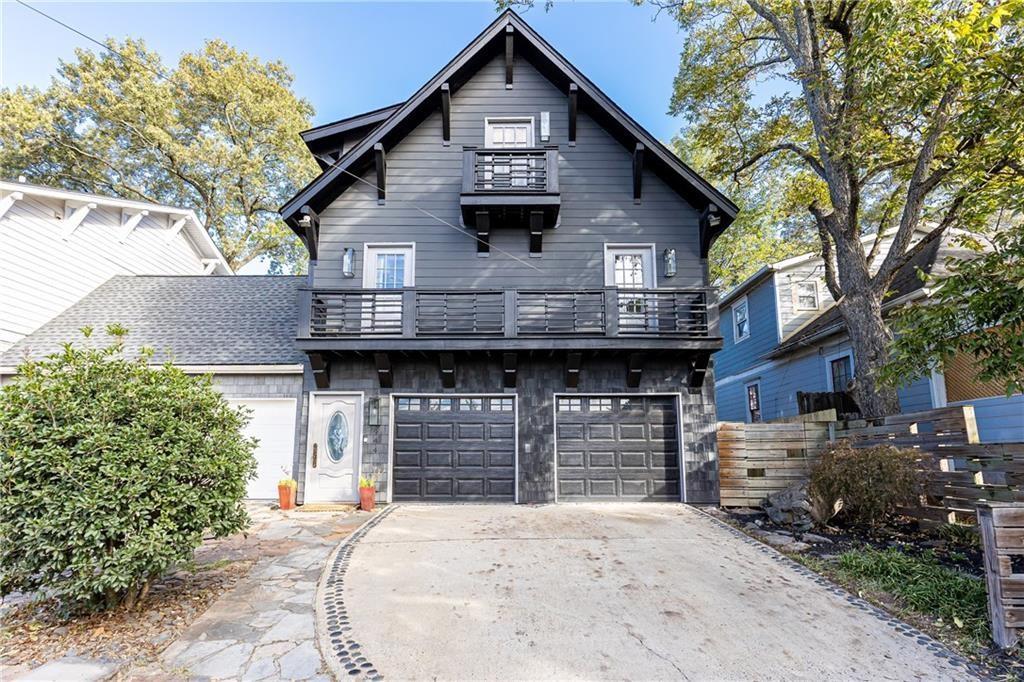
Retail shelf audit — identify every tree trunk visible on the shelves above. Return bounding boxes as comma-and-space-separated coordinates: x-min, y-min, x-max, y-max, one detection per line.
838, 293, 902, 418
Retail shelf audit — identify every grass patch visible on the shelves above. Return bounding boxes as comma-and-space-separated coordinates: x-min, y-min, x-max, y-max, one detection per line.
833, 547, 989, 647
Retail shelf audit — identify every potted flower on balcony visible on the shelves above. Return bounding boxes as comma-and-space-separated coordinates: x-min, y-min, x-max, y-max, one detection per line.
358, 471, 379, 512
278, 477, 297, 511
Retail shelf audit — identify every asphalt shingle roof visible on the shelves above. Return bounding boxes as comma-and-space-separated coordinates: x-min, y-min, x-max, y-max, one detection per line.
0, 276, 306, 368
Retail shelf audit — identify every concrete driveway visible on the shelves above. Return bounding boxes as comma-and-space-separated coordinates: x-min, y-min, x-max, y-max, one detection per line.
329, 504, 973, 681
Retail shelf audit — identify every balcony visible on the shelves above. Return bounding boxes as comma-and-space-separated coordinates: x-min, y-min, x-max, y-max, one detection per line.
460, 148, 561, 238
297, 287, 720, 352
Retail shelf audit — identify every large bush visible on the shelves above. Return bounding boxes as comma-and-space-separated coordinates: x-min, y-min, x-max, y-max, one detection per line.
808, 442, 921, 527
0, 328, 256, 613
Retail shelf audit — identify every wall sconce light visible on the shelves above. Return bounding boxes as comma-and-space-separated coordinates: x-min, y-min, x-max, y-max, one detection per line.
342, 248, 355, 278
367, 397, 381, 426
663, 248, 677, 278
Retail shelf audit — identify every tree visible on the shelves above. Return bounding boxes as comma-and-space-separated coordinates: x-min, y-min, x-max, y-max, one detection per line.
0, 39, 319, 273
881, 218, 1024, 396
502, 0, 1024, 416
0, 327, 257, 613
674, 133, 814, 288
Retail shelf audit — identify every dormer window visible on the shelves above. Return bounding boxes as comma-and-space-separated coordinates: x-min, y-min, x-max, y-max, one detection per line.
796, 281, 819, 311
733, 297, 750, 342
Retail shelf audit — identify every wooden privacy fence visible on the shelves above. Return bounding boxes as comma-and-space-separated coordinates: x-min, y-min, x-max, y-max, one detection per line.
978, 503, 1024, 648
718, 405, 1024, 524
717, 418, 831, 507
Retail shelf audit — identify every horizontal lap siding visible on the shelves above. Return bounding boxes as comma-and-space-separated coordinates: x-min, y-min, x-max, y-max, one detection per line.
714, 279, 778, 378
953, 394, 1024, 444
314, 54, 704, 289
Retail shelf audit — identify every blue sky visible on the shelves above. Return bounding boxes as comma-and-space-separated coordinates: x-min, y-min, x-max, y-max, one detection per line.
0, 1, 692, 142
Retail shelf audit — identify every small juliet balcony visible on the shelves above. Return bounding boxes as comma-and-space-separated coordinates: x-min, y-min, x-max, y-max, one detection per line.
460, 148, 560, 252
296, 287, 720, 353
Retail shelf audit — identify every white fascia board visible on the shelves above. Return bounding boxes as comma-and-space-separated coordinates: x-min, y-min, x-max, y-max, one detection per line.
171, 364, 304, 375
0, 191, 24, 219
2, 363, 303, 377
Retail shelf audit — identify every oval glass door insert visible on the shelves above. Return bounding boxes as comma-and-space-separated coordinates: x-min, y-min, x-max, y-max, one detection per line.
326, 411, 349, 463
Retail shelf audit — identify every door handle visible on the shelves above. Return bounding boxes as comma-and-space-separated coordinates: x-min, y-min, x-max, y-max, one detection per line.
312, 443, 318, 469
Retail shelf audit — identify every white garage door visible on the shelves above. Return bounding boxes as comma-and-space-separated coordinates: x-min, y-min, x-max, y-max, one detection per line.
227, 398, 298, 499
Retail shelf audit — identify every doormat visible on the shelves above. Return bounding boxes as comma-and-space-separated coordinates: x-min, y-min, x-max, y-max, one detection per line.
297, 503, 358, 513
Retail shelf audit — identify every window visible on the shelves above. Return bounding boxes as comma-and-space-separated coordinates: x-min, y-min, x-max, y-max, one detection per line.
490, 398, 514, 412
397, 397, 421, 411
485, 118, 534, 148
557, 397, 582, 412
619, 397, 641, 410
746, 383, 762, 423
589, 398, 613, 412
459, 398, 483, 411
830, 355, 854, 392
428, 398, 452, 411
733, 297, 750, 342
795, 281, 819, 311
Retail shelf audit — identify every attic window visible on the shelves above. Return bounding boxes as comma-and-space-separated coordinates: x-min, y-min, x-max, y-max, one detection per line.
733, 297, 750, 342
796, 281, 819, 311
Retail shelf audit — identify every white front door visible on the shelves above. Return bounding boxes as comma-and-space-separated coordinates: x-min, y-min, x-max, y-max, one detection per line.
305, 393, 363, 503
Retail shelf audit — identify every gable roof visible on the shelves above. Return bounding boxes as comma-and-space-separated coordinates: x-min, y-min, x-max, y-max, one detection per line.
768, 234, 965, 357
300, 103, 403, 169
0, 276, 305, 370
0, 179, 232, 275
279, 10, 737, 244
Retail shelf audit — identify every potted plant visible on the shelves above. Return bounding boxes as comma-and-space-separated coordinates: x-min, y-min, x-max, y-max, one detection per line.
278, 477, 297, 511
358, 471, 379, 512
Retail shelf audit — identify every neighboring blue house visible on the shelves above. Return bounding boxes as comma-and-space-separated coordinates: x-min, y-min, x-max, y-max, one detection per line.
714, 231, 1024, 444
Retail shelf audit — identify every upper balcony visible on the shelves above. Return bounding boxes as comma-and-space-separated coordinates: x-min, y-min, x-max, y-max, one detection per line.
459, 148, 560, 244
296, 287, 720, 353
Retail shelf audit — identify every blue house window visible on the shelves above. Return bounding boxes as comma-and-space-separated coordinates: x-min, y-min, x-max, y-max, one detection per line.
830, 356, 853, 392
746, 382, 762, 423
733, 297, 750, 342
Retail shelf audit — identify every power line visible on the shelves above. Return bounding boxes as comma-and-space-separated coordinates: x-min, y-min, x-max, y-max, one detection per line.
15, 0, 182, 89
17, 0, 547, 273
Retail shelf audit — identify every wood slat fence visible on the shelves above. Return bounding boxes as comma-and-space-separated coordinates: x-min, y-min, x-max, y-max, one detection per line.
718, 405, 1024, 525
978, 503, 1024, 648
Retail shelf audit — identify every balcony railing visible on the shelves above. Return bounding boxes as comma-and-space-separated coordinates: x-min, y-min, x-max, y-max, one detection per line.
461, 148, 559, 194
303, 287, 714, 340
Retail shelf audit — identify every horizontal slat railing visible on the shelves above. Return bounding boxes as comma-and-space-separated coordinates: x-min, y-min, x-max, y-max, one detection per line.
516, 290, 607, 335
615, 289, 711, 336
303, 287, 713, 340
415, 290, 504, 335
461, 148, 559, 194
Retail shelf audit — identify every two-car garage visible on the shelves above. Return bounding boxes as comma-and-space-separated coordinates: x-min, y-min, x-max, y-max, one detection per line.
389, 393, 682, 503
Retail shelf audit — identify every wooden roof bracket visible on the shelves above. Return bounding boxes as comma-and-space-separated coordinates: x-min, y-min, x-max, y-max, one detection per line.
633, 143, 644, 204
568, 83, 578, 147
374, 143, 386, 204
505, 25, 514, 89
441, 83, 451, 146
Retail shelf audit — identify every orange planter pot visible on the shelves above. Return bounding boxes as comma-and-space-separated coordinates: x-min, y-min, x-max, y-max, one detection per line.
278, 484, 296, 510
359, 486, 376, 512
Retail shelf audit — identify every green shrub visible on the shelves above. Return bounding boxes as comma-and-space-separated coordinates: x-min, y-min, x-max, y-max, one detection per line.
0, 327, 257, 613
809, 441, 921, 527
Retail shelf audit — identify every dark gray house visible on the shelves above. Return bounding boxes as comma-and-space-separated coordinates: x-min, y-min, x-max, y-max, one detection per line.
279, 11, 737, 505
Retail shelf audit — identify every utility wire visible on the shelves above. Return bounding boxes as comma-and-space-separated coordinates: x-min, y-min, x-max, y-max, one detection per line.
17, 0, 547, 273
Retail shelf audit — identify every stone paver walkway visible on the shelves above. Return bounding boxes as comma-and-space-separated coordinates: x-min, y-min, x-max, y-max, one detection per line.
136, 504, 369, 681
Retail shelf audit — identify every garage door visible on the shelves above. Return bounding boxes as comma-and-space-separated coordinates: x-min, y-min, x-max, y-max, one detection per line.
555, 395, 680, 501
227, 398, 297, 499
392, 395, 516, 501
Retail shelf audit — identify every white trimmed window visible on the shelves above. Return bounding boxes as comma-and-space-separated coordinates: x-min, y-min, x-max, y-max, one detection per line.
557, 397, 582, 412
733, 297, 750, 342
796, 281, 819, 311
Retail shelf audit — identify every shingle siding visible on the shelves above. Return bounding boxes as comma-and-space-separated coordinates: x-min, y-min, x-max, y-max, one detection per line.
313, 54, 705, 290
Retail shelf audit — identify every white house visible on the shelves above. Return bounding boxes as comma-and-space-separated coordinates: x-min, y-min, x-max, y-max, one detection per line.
0, 179, 232, 352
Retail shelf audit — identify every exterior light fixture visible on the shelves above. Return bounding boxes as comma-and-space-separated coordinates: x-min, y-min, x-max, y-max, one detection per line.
663, 248, 677, 278
342, 248, 355, 278
367, 397, 381, 426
